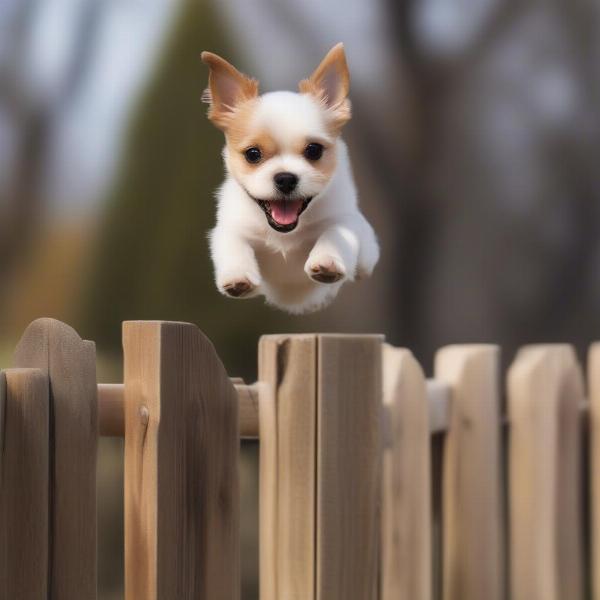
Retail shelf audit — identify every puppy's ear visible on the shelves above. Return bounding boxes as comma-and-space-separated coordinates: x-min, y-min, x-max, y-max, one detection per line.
299, 43, 351, 131
201, 52, 259, 130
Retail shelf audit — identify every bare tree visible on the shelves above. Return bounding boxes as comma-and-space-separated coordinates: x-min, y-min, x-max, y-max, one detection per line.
0, 0, 104, 290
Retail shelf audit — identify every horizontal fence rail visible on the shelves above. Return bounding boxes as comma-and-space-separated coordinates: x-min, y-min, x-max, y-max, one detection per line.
0, 317, 598, 600
97, 379, 586, 440
97, 380, 451, 439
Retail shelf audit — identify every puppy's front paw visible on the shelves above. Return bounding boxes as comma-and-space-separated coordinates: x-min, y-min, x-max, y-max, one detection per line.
305, 256, 346, 284
222, 279, 254, 297
218, 272, 260, 298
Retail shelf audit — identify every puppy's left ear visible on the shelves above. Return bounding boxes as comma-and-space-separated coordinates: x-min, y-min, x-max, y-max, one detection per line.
201, 51, 259, 130
299, 43, 351, 131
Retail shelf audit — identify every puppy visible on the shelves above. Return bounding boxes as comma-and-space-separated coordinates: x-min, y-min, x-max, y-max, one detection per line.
201, 43, 379, 313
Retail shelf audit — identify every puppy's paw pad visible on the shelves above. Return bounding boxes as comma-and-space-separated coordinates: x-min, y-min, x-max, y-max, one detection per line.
222, 279, 255, 298
307, 259, 345, 284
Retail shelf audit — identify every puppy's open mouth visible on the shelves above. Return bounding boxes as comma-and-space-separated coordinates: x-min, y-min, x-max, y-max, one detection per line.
256, 197, 313, 233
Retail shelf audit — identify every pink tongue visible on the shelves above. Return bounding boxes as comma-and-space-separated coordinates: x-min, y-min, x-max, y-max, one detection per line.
270, 199, 303, 225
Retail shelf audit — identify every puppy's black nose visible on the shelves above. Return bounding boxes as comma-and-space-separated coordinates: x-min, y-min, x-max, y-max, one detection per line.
274, 172, 298, 194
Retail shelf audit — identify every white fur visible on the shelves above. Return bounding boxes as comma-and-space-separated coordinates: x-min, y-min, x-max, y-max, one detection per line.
209, 91, 380, 313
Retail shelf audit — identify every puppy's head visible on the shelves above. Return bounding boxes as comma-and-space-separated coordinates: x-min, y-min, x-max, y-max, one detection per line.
201, 44, 351, 233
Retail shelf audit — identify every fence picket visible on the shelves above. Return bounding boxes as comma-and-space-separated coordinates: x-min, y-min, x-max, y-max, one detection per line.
0, 369, 49, 600
435, 345, 504, 600
508, 345, 584, 600
316, 335, 382, 600
381, 345, 432, 600
258, 334, 318, 600
258, 334, 381, 600
13, 318, 97, 600
123, 321, 240, 600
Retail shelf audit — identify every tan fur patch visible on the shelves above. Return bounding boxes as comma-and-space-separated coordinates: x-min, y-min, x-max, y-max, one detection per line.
223, 100, 262, 149
224, 105, 280, 176
201, 51, 259, 130
299, 43, 351, 134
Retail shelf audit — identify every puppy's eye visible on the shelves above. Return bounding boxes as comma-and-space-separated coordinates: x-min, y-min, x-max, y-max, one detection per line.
304, 143, 323, 161
244, 147, 262, 164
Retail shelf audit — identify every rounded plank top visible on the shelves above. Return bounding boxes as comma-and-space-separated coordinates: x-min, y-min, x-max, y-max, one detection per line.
13, 318, 98, 600
123, 320, 240, 600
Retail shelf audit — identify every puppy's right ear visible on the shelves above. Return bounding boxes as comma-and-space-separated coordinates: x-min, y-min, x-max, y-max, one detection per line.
201, 52, 259, 130
299, 43, 351, 131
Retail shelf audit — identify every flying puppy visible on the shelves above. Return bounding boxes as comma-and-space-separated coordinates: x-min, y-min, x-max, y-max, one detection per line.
201, 43, 379, 313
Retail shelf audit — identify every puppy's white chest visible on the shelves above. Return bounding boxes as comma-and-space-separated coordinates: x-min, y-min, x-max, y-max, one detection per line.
255, 242, 311, 285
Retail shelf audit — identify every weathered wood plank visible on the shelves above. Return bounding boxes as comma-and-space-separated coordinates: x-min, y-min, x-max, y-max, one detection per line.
435, 345, 504, 600
0, 369, 49, 600
316, 334, 382, 600
508, 345, 584, 600
123, 321, 239, 600
14, 318, 97, 600
258, 335, 318, 600
381, 345, 432, 600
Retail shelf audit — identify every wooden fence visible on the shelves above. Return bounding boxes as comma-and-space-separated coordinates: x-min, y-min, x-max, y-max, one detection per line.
0, 317, 598, 600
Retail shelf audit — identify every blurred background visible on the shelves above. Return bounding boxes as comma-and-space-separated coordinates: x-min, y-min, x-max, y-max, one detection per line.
2, 0, 600, 598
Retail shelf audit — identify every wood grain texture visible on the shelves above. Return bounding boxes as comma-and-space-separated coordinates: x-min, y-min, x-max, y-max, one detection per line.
255, 377, 277, 600
591, 343, 600, 600
258, 335, 318, 600
123, 321, 239, 600
0, 369, 49, 600
508, 345, 584, 600
13, 318, 97, 600
381, 345, 432, 600
316, 334, 382, 600
435, 345, 504, 600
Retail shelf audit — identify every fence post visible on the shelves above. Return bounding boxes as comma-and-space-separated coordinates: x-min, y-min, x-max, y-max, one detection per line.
123, 321, 239, 600
258, 334, 382, 600
0, 369, 49, 600
508, 345, 584, 600
381, 345, 432, 600
435, 345, 504, 600
13, 318, 98, 600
